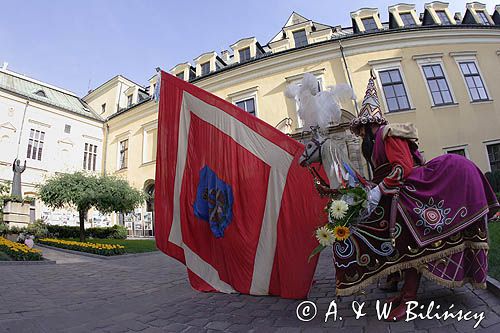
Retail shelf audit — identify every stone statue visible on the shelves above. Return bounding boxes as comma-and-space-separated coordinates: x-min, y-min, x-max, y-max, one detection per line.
12, 158, 26, 198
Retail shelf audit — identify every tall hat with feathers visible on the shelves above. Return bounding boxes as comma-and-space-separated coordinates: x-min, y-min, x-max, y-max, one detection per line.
349, 70, 387, 135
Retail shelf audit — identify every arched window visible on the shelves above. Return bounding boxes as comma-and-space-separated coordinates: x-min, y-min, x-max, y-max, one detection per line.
34, 90, 47, 98
145, 183, 155, 212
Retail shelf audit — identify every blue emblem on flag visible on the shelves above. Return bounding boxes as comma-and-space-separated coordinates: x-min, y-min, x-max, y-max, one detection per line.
194, 165, 234, 238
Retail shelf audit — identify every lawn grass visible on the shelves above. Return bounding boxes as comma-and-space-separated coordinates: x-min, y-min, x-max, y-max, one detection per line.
489, 222, 500, 281
0, 251, 12, 261
63, 238, 158, 254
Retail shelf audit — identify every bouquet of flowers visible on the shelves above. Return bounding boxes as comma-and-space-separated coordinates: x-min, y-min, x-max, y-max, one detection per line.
309, 183, 370, 261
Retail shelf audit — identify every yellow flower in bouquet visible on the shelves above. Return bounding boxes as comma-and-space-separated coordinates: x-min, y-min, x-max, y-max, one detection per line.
333, 226, 350, 241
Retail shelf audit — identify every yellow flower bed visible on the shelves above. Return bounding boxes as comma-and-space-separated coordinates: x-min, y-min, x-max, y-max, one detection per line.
38, 238, 125, 256
0, 236, 43, 261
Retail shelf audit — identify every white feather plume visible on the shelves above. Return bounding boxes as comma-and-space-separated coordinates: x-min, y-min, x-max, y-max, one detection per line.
284, 73, 355, 129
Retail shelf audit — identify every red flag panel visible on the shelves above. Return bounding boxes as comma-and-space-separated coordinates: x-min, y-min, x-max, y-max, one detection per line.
155, 71, 327, 299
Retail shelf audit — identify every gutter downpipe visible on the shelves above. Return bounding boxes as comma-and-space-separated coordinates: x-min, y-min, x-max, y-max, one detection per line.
103, 123, 109, 175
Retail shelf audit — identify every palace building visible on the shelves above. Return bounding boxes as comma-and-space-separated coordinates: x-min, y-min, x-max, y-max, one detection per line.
0, 66, 105, 226
2, 2, 500, 234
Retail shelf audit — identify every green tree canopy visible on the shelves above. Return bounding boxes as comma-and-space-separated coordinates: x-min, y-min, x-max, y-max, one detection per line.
38, 172, 145, 241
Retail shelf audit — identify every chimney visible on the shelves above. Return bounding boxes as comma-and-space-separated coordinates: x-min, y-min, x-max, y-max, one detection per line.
2, 62, 8, 70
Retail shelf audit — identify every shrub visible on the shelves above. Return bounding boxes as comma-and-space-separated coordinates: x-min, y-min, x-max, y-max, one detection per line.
8, 226, 25, 235
25, 220, 49, 239
110, 225, 127, 239
0, 223, 7, 236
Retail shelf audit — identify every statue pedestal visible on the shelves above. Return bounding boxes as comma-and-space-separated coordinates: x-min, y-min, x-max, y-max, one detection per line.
3, 201, 30, 229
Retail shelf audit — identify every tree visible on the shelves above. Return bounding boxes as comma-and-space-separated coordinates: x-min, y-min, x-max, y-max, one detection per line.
38, 172, 145, 241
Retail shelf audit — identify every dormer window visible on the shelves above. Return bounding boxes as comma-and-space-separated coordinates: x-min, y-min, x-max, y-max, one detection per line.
176, 72, 184, 80
362, 17, 378, 31
127, 94, 133, 107
34, 90, 47, 98
201, 62, 210, 76
293, 29, 308, 47
436, 10, 451, 24
476, 11, 491, 25
400, 13, 416, 26
239, 47, 251, 62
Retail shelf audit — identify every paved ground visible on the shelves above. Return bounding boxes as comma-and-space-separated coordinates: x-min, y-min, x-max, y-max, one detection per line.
33, 245, 101, 264
0, 247, 499, 332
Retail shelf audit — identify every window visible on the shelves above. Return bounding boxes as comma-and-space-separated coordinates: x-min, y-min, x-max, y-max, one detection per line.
487, 143, 500, 171
435, 10, 450, 24
235, 98, 256, 116
127, 95, 133, 107
459, 61, 488, 101
101, 103, 106, 114
239, 47, 251, 62
26, 129, 45, 161
447, 149, 466, 157
292, 29, 308, 47
64, 124, 71, 134
143, 127, 158, 163
34, 90, 47, 98
477, 11, 491, 25
379, 69, 411, 112
201, 62, 210, 76
176, 72, 184, 80
400, 13, 416, 26
362, 17, 378, 31
83, 143, 97, 171
118, 139, 128, 170
422, 64, 453, 106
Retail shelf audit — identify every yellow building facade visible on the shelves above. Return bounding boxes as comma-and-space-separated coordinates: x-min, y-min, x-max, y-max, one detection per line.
84, 2, 500, 233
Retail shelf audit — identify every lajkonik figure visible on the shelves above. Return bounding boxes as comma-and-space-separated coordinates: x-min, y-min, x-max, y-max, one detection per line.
12, 158, 26, 198
298, 72, 499, 321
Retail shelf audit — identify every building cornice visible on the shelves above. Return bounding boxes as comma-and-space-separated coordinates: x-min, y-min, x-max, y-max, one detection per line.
107, 100, 157, 130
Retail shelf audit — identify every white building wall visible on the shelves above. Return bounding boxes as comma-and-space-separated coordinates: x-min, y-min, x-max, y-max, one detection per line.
0, 89, 104, 225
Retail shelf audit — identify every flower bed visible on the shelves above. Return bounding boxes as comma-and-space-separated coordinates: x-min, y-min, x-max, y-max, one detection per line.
0, 237, 43, 261
38, 238, 125, 256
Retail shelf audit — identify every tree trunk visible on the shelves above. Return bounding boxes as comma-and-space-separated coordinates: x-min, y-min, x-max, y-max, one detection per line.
79, 210, 86, 242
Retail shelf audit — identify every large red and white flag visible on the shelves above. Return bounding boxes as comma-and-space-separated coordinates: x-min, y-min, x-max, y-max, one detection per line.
155, 71, 327, 299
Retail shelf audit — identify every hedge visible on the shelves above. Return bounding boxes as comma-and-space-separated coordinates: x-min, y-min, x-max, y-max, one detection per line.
46, 225, 127, 239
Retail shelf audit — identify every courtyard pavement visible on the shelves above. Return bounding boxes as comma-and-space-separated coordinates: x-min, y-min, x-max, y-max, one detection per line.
0, 246, 499, 332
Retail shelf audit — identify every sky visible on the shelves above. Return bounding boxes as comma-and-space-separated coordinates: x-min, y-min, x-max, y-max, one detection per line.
0, 1, 498, 97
